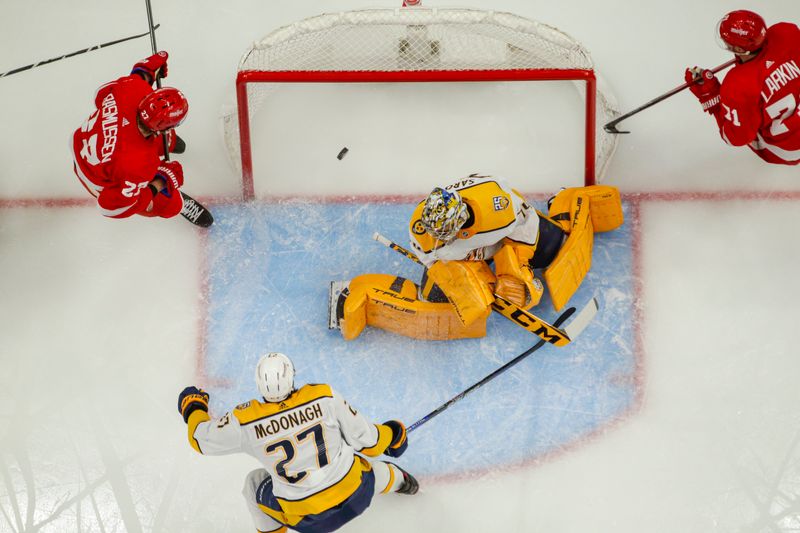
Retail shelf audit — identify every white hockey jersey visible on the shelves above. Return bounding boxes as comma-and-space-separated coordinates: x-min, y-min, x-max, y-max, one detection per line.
186, 384, 394, 520
408, 175, 540, 266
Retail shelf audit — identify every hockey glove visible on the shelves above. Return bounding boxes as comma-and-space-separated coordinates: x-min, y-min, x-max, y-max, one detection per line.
495, 275, 530, 308
132, 51, 169, 84
685, 67, 721, 114
382, 420, 408, 458
155, 161, 184, 197
178, 386, 209, 423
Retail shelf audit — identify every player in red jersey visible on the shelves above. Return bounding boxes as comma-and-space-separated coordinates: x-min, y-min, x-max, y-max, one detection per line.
72, 51, 212, 225
686, 10, 800, 165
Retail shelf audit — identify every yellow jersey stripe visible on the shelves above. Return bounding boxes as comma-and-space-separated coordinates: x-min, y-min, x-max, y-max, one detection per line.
382, 464, 396, 494
359, 424, 392, 457
233, 384, 333, 425
256, 504, 302, 527
276, 456, 371, 517
187, 410, 211, 454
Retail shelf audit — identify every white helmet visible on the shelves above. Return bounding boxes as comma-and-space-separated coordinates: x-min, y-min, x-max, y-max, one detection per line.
255, 352, 295, 402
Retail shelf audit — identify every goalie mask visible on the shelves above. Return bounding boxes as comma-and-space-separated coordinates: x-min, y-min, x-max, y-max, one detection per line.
421, 187, 469, 241
255, 352, 295, 402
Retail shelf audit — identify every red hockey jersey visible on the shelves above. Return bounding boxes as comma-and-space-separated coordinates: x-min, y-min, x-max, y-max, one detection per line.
715, 22, 800, 165
72, 75, 168, 218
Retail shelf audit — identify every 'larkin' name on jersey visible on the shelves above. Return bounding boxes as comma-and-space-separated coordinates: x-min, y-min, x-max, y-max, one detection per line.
253, 403, 324, 439
761, 60, 800, 103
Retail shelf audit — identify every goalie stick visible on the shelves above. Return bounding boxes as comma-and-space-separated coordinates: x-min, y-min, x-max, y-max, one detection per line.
372, 232, 598, 346
407, 305, 575, 432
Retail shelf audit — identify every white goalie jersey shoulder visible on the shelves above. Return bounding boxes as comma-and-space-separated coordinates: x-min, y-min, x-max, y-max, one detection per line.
409, 175, 539, 265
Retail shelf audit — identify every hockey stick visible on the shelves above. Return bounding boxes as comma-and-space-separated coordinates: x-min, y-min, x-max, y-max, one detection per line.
142, 0, 212, 228
407, 306, 575, 432
0, 26, 160, 79
372, 232, 598, 346
143, 0, 170, 160
604, 58, 736, 134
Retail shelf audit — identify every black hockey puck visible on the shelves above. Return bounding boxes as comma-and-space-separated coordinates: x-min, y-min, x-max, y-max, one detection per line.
337, 147, 349, 160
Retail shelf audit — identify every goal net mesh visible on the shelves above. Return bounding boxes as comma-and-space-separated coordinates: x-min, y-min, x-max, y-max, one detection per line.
223, 8, 619, 186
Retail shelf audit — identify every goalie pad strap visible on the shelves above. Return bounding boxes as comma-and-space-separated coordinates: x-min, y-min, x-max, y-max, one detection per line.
420, 268, 449, 303
530, 214, 566, 269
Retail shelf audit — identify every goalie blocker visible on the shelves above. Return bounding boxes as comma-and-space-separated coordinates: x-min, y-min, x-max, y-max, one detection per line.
329, 185, 623, 341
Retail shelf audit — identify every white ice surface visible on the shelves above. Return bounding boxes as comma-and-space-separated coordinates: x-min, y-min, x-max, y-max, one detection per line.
2, 0, 800, 532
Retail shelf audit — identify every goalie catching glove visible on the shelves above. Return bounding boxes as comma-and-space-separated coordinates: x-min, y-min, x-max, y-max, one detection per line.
178, 386, 209, 423
382, 420, 408, 458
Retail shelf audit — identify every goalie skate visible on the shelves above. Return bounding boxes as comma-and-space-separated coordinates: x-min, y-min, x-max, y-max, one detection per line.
328, 281, 349, 330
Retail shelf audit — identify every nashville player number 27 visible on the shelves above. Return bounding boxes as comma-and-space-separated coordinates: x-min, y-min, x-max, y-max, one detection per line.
265, 422, 329, 483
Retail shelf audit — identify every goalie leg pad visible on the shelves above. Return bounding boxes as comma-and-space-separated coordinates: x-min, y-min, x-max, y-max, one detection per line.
544, 192, 594, 311
419, 268, 449, 303
340, 274, 488, 340
426, 260, 496, 327
548, 185, 624, 234
547, 187, 578, 233
583, 185, 624, 232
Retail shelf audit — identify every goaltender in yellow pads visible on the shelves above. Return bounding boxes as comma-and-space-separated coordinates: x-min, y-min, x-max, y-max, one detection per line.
329, 174, 623, 341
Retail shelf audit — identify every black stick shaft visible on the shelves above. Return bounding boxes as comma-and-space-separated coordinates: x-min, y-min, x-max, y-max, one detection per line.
407, 306, 575, 433
604, 58, 736, 134
144, 0, 159, 58
143, 0, 170, 161
0, 26, 159, 79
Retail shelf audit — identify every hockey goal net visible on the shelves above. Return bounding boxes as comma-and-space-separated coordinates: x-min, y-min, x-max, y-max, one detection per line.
224, 8, 620, 200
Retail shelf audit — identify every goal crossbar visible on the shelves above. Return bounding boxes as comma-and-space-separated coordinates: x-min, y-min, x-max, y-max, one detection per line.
236, 68, 597, 200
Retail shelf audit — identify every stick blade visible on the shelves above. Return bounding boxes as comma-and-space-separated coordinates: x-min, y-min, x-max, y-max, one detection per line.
562, 297, 599, 340
604, 123, 630, 134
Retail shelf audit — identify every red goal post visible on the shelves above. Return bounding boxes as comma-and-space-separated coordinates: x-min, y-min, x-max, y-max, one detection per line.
226, 8, 620, 200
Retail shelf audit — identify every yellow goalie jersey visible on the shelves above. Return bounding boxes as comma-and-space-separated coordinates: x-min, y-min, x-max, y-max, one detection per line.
408, 174, 540, 267
187, 384, 393, 520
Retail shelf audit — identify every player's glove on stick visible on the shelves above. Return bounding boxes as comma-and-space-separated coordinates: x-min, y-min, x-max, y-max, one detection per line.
132, 51, 169, 84
383, 420, 408, 458
178, 386, 209, 423
685, 67, 721, 114
155, 161, 184, 197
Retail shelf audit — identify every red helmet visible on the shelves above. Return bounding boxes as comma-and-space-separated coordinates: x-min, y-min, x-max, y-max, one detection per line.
138, 87, 188, 132
717, 10, 767, 53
